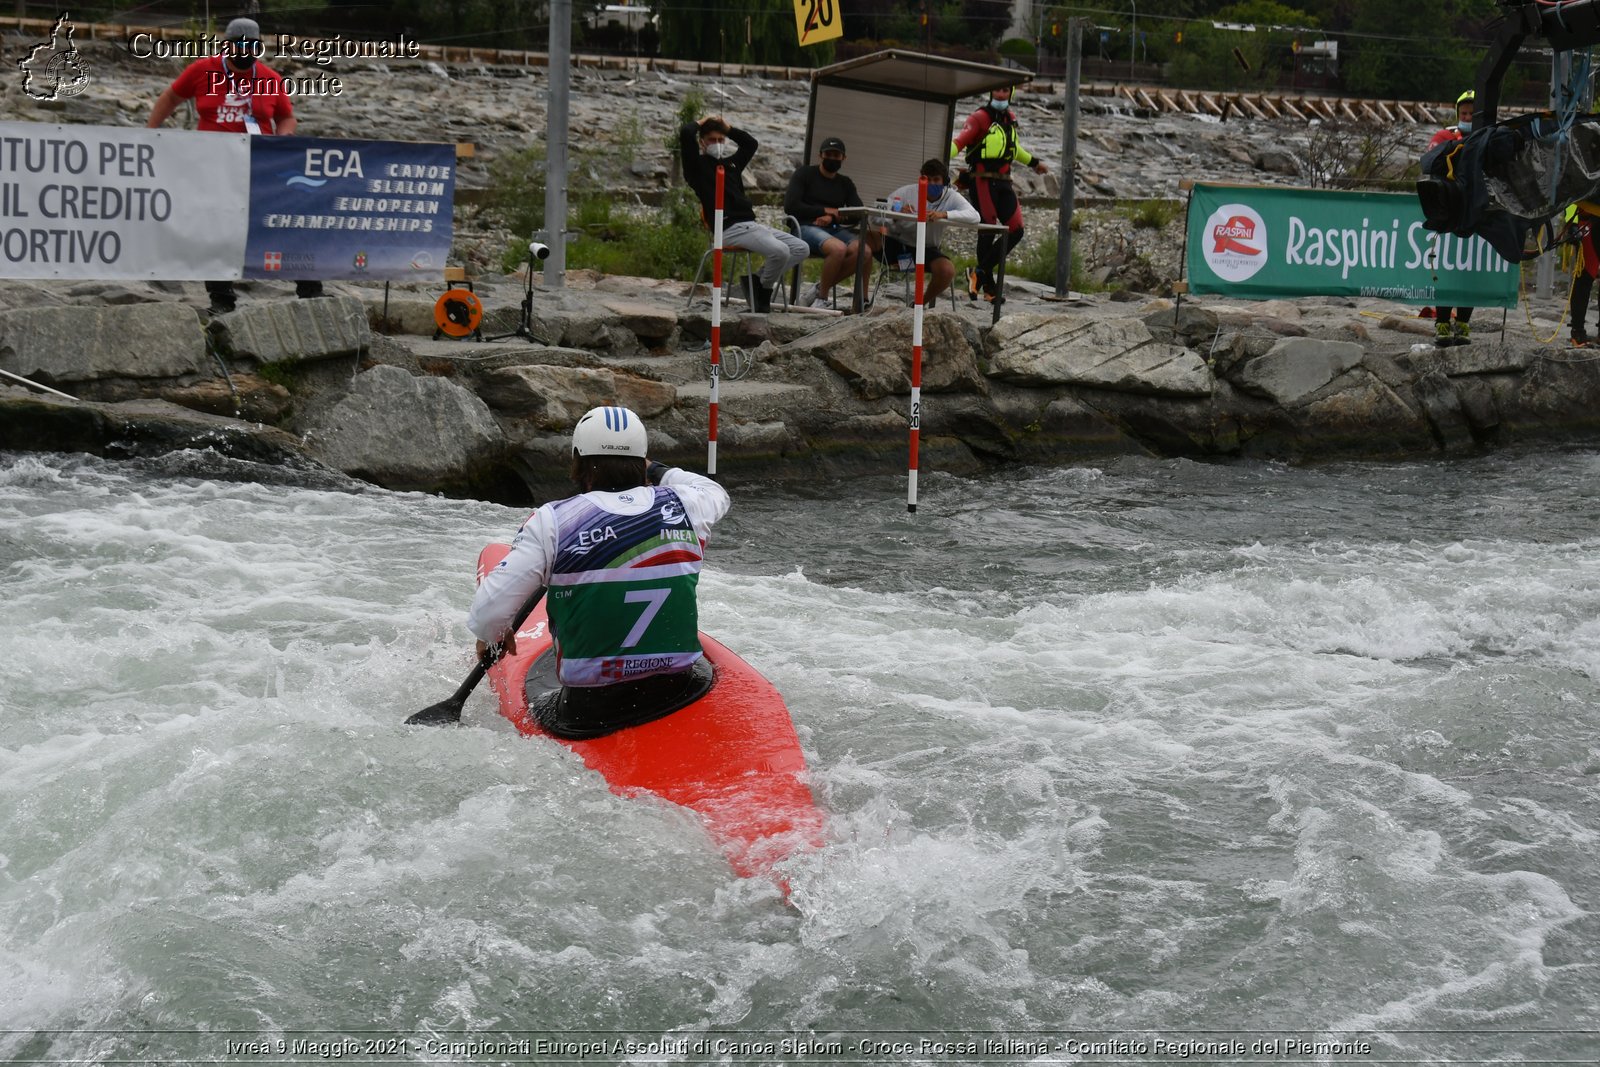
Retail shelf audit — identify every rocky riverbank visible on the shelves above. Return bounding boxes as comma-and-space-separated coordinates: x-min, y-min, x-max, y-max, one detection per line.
2, 265, 1594, 502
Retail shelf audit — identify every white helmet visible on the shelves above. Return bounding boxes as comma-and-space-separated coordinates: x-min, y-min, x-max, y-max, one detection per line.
572, 405, 647, 457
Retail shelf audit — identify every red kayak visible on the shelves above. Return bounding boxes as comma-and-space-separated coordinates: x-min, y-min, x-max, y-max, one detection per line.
475, 544, 824, 879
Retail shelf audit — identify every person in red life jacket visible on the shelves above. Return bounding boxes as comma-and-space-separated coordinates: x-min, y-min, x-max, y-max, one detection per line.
466, 406, 731, 739
146, 17, 323, 313
1561, 201, 1600, 347
1426, 90, 1476, 347
680, 114, 809, 314
950, 86, 1048, 302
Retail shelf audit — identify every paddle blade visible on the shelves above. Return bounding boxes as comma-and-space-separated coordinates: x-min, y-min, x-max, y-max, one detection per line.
405, 698, 466, 726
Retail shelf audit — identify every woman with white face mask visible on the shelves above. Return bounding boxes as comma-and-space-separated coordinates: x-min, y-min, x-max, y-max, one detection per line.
678, 114, 808, 313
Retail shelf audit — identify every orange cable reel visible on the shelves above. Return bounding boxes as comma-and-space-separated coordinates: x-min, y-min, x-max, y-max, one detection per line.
433, 287, 484, 338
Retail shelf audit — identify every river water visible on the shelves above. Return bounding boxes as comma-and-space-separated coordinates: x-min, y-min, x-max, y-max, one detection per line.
1, 448, 1595, 1065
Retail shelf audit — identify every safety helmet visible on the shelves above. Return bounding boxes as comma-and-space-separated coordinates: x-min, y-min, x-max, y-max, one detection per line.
1457, 89, 1475, 105
572, 405, 647, 458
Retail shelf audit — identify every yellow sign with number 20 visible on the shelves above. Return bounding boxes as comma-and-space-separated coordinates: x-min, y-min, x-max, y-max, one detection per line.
793, 0, 842, 46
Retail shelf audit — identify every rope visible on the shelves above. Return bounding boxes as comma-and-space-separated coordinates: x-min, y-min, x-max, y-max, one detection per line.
203, 329, 243, 419
1546, 48, 1594, 207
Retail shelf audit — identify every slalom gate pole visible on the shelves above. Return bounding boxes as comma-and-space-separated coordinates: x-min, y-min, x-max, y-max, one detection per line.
709, 164, 723, 475
907, 175, 927, 513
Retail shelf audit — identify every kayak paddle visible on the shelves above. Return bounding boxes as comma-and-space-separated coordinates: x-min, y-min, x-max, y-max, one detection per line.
406, 586, 546, 726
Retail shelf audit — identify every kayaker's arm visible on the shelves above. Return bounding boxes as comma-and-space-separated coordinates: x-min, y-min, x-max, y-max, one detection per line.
466, 506, 555, 655
651, 464, 731, 533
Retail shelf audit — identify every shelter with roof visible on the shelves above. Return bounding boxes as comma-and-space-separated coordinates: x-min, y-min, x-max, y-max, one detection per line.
803, 50, 1033, 203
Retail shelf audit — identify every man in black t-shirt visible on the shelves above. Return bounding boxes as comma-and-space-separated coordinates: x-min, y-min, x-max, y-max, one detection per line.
783, 137, 867, 307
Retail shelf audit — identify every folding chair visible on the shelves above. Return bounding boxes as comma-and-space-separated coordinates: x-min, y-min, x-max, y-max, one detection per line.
867, 251, 958, 310
685, 212, 788, 311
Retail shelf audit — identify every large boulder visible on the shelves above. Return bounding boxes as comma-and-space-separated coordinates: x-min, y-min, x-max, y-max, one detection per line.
784, 310, 986, 401
1143, 303, 1220, 350
0, 387, 310, 465
303, 365, 506, 491
0, 304, 208, 385
1234, 337, 1364, 405
600, 298, 677, 346
210, 296, 372, 365
1296, 370, 1432, 454
478, 365, 676, 427
1412, 369, 1476, 453
984, 313, 1213, 397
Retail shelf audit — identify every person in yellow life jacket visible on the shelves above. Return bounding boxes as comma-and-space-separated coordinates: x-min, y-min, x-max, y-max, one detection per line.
950, 86, 1048, 302
1563, 201, 1600, 347
1428, 90, 1476, 347
466, 406, 730, 739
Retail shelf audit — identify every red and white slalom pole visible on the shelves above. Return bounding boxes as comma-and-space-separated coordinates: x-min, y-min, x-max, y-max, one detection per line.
708, 164, 724, 475
907, 175, 928, 513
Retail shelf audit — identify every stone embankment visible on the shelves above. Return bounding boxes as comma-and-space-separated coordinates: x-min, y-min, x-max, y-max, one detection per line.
2, 271, 1594, 501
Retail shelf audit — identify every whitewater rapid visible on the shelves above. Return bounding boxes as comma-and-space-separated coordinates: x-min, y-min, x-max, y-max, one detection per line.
1, 449, 1594, 1063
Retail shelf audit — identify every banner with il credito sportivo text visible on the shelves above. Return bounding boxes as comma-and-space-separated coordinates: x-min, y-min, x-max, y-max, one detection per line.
1184, 182, 1520, 308
0, 122, 249, 280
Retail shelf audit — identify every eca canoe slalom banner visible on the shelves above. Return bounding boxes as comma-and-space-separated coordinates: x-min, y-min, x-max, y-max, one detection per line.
1185, 182, 1520, 308
0, 122, 248, 280
243, 136, 455, 281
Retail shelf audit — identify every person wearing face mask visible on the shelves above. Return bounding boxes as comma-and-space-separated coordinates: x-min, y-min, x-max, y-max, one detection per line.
147, 17, 323, 313
783, 137, 867, 307
876, 159, 980, 305
1425, 90, 1475, 346
679, 115, 808, 313
950, 86, 1047, 303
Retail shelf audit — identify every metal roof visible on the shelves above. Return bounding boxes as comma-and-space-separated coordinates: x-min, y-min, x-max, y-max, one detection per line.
811, 49, 1033, 103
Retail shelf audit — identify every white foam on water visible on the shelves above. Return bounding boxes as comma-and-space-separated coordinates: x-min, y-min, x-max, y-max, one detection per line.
3, 453, 1597, 1059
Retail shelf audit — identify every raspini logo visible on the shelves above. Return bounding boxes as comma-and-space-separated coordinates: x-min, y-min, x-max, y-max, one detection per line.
19, 12, 92, 101
1202, 203, 1268, 283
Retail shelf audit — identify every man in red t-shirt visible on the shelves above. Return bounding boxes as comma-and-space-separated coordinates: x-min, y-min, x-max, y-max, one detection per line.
147, 17, 321, 311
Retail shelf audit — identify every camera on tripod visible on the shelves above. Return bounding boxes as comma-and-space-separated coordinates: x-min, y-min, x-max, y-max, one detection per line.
528, 241, 552, 261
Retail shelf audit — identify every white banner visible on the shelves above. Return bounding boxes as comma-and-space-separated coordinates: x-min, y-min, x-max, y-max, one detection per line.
0, 122, 249, 280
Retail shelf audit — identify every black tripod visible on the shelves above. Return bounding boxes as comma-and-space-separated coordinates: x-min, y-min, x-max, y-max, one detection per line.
487, 243, 551, 344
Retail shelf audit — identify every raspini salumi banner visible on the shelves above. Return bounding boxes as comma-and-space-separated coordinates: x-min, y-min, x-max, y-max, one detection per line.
0, 122, 248, 280
1184, 182, 1519, 308
243, 136, 455, 282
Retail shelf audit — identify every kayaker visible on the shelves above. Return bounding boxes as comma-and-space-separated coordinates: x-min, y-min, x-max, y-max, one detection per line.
465, 405, 730, 738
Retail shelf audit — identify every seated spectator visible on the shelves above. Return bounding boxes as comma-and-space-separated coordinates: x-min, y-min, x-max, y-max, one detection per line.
679, 115, 808, 313
877, 158, 980, 305
783, 137, 868, 307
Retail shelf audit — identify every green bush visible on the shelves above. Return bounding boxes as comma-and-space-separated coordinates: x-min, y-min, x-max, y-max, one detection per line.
998, 37, 1037, 61
485, 143, 547, 242
1009, 229, 1096, 291
1117, 198, 1181, 230
502, 187, 709, 280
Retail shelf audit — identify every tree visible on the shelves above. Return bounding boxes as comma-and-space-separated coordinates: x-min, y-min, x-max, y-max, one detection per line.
1341, 0, 1490, 101
1166, 0, 1316, 91
655, 0, 835, 65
